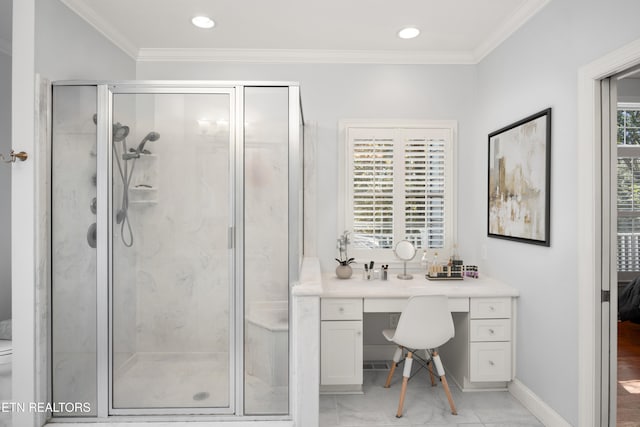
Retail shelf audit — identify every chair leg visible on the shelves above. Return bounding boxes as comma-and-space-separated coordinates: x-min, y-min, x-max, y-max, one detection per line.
396, 351, 413, 418
432, 350, 457, 415
427, 359, 436, 387
384, 346, 403, 388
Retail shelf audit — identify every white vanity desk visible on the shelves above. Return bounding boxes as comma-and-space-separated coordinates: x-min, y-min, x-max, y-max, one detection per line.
290, 258, 519, 427
318, 271, 520, 393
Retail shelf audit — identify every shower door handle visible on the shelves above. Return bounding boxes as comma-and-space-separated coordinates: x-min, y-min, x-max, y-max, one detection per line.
228, 226, 234, 249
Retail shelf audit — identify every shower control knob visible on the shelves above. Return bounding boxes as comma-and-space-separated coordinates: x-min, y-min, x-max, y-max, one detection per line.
87, 223, 97, 249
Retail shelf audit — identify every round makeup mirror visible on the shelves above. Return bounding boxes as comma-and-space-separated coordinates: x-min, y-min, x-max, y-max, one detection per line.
394, 240, 417, 279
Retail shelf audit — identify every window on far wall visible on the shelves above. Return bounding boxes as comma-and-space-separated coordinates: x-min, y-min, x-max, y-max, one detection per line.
617, 103, 640, 280
340, 121, 457, 262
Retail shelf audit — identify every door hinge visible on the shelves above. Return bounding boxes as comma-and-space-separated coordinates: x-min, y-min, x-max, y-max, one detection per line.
601, 290, 610, 303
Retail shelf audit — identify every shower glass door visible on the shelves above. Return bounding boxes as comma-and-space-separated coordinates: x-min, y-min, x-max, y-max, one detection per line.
109, 89, 234, 414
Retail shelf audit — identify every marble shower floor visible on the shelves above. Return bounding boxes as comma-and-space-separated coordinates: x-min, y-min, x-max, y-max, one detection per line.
320, 369, 543, 427
113, 352, 287, 414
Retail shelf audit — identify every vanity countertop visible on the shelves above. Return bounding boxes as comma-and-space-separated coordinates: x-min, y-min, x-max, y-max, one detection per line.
293, 258, 519, 299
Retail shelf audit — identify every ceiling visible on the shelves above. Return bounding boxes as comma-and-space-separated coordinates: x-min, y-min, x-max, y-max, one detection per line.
56, 0, 551, 64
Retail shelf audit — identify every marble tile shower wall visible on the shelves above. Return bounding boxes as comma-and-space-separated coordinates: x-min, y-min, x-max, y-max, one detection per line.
245, 141, 289, 306
123, 95, 231, 357
51, 85, 135, 410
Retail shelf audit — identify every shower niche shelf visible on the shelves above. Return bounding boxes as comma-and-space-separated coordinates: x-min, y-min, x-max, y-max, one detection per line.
129, 186, 158, 204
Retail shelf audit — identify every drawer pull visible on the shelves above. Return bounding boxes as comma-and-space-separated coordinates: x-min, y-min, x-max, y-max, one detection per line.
489, 306, 495, 311
488, 360, 495, 366
488, 329, 495, 335
339, 307, 345, 313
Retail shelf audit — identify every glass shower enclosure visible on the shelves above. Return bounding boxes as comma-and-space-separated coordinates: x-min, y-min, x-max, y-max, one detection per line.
50, 82, 303, 418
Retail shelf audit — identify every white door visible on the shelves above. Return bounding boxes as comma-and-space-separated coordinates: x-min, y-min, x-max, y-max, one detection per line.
600, 77, 617, 427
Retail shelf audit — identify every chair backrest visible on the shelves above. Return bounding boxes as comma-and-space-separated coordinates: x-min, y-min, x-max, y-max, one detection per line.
392, 295, 454, 350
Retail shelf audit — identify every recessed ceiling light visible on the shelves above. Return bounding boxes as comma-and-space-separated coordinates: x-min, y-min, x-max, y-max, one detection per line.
192, 16, 215, 29
398, 27, 420, 39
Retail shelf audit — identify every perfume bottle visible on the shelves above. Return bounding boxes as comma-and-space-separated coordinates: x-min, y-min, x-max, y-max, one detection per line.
429, 252, 439, 277
420, 249, 428, 272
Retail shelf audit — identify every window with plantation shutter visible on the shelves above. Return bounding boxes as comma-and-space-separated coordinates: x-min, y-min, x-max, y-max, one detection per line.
341, 121, 456, 261
351, 129, 395, 249
617, 104, 640, 280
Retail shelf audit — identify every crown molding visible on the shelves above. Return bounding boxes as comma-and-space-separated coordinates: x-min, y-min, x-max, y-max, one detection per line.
0, 38, 11, 56
60, 0, 138, 60
472, 0, 551, 63
60, 0, 549, 65
136, 48, 476, 65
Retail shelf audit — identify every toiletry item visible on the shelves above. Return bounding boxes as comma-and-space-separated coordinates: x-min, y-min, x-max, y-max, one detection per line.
380, 264, 388, 281
452, 243, 459, 261
420, 249, 428, 272
429, 252, 439, 277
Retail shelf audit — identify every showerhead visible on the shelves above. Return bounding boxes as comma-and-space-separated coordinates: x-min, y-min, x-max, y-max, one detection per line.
136, 131, 160, 153
92, 114, 131, 142
113, 123, 130, 142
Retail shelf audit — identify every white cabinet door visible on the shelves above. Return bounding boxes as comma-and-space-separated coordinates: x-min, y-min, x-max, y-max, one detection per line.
321, 321, 363, 385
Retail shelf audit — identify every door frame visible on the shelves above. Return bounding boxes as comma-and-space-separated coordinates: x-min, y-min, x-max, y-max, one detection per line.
100, 84, 238, 416
577, 37, 640, 426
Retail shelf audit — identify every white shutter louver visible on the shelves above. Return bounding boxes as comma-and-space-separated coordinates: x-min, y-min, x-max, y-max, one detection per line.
617, 156, 640, 272
352, 134, 394, 249
404, 138, 446, 249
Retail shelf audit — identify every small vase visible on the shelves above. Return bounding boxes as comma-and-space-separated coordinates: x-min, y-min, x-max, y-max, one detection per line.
336, 264, 353, 279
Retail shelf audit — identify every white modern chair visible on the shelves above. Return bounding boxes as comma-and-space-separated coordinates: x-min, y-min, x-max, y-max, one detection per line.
382, 295, 457, 417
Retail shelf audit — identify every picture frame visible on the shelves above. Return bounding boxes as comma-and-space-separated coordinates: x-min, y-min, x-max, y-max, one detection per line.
487, 108, 551, 246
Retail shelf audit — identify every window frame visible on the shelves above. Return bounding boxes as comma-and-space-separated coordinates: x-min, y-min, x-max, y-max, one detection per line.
338, 119, 458, 264
617, 102, 640, 281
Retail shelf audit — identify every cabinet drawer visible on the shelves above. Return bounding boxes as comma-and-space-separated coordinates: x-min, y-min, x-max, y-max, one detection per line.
363, 297, 469, 313
469, 342, 512, 382
470, 298, 511, 319
321, 298, 363, 320
470, 319, 511, 342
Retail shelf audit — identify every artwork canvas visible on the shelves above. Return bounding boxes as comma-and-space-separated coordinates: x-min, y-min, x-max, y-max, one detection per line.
488, 108, 551, 246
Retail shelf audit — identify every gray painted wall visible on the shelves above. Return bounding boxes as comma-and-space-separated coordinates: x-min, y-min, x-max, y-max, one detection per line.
619, 78, 640, 102
0, 50, 10, 321
135, 62, 478, 274
465, 0, 640, 424
35, 0, 135, 81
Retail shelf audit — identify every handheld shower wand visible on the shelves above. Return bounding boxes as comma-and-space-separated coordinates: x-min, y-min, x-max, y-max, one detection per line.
123, 131, 161, 160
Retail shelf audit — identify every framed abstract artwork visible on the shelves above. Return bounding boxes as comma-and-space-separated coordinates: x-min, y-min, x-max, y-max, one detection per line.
487, 108, 551, 246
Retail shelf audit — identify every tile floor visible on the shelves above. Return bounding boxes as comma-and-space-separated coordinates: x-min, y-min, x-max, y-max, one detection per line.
320, 369, 543, 427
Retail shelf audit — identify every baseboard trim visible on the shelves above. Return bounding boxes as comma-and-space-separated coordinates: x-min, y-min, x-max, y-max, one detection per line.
508, 378, 571, 427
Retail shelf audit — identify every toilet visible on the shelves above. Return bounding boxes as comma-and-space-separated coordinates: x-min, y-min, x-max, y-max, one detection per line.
0, 319, 11, 376
0, 339, 10, 375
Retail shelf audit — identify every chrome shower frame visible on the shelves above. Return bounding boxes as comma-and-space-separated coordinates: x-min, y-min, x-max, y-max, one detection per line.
50, 80, 304, 421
